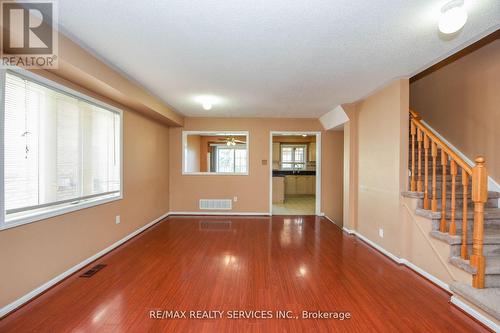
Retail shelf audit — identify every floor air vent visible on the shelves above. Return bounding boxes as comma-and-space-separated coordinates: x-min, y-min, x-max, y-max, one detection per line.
199, 199, 232, 210
80, 264, 106, 278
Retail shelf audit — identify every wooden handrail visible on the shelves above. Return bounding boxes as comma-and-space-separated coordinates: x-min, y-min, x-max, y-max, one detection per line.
409, 109, 472, 175
409, 109, 486, 289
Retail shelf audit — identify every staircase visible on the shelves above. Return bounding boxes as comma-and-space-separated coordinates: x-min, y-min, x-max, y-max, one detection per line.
404, 110, 500, 322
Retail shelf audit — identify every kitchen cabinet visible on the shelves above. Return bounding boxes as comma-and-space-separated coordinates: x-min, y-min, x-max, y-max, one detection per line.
296, 176, 308, 194
285, 175, 315, 195
285, 175, 297, 195
308, 143, 316, 162
272, 143, 281, 163
272, 177, 285, 203
307, 176, 316, 194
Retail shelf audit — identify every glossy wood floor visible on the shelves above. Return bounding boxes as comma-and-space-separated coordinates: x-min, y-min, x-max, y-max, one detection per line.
0, 216, 489, 332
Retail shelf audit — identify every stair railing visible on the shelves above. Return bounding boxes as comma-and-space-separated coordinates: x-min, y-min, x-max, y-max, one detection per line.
409, 109, 488, 288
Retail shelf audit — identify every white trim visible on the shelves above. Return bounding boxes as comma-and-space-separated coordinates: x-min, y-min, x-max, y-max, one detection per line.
8, 68, 123, 114
353, 231, 404, 264
322, 214, 344, 229
0, 69, 5, 228
344, 228, 451, 292
342, 226, 356, 235
181, 130, 249, 175
269, 131, 321, 216
421, 119, 500, 194
0, 212, 169, 318
0, 68, 124, 230
0, 194, 122, 231
168, 211, 270, 216
450, 296, 500, 332
399, 259, 450, 292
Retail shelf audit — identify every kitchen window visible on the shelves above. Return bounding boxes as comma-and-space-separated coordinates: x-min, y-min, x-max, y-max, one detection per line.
0, 70, 123, 229
280, 144, 307, 170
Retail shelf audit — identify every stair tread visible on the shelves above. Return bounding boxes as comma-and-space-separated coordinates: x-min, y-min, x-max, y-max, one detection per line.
450, 256, 500, 275
450, 283, 500, 321
403, 190, 500, 200
430, 227, 500, 245
414, 207, 500, 220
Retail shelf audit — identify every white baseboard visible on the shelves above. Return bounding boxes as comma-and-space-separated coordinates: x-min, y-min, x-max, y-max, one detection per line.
0, 212, 170, 318
342, 226, 356, 235
168, 211, 270, 216
344, 228, 451, 292
399, 259, 450, 292
353, 231, 404, 264
322, 214, 334, 223
340, 224, 499, 329
451, 296, 500, 332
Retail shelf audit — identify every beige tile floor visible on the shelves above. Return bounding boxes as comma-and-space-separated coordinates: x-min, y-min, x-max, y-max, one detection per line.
272, 195, 316, 215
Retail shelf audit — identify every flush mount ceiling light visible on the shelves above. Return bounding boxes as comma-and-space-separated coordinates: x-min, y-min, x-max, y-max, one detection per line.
439, 0, 468, 34
194, 95, 222, 111
202, 101, 212, 110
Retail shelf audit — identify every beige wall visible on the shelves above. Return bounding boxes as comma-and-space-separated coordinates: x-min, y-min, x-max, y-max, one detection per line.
342, 103, 358, 230
0, 108, 170, 309
185, 135, 201, 172
322, 130, 344, 225
410, 39, 500, 182
354, 79, 409, 256
44, 34, 183, 126
169, 117, 343, 219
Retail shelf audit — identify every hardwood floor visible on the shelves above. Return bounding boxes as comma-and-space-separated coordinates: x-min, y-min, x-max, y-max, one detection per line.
0, 216, 489, 332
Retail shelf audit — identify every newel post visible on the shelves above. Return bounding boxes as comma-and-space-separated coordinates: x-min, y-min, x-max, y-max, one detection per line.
471, 156, 488, 288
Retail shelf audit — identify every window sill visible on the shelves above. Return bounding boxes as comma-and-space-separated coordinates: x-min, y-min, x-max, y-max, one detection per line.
0, 193, 122, 231
182, 172, 249, 176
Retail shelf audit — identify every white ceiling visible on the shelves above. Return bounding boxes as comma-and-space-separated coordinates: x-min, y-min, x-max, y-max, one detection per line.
58, 0, 500, 118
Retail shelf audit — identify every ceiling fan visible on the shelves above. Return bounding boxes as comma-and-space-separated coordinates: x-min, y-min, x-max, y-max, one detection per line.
215, 137, 246, 146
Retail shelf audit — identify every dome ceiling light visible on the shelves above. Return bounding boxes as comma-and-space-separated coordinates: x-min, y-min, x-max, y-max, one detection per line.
439, 0, 468, 34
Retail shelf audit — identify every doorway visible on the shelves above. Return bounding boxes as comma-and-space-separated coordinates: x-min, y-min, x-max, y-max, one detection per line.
270, 132, 321, 215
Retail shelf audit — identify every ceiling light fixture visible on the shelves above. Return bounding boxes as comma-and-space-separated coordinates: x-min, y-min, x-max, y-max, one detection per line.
202, 101, 212, 110
302, 134, 307, 137
194, 95, 222, 111
438, 0, 468, 34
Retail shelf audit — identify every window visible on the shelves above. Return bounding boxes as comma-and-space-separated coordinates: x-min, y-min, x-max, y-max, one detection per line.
215, 146, 247, 173
1, 70, 122, 228
182, 131, 249, 175
281, 145, 307, 170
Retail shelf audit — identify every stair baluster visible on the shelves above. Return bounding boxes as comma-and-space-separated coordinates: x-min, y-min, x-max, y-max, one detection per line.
449, 160, 457, 235
410, 122, 416, 191
431, 142, 438, 212
461, 170, 469, 259
440, 150, 448, 232
417, 129, 423, 192
423, 135, 430, 209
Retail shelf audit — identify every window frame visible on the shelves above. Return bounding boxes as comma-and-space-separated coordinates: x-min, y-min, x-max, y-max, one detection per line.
182, 131, 249, 176
0, 68, 124, 231
213, 144, 248, 173
280, 144, 308, 170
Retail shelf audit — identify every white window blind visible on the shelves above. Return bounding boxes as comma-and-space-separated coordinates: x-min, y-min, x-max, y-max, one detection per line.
4, 72, 121, 221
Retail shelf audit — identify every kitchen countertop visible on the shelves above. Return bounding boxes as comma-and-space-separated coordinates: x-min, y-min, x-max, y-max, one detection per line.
272, 170, 316, 176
